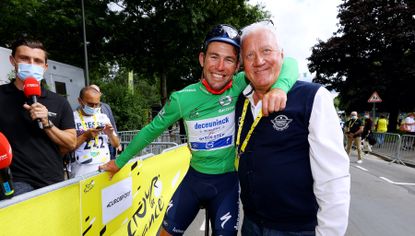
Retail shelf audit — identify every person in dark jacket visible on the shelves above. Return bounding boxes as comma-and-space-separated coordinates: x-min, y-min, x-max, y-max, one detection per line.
235, 21, 350, 236
0, 38, 76, 196
362, 113, 373, 154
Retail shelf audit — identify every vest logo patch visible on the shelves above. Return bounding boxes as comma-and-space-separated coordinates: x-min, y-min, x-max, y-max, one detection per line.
271, 115, 292, 131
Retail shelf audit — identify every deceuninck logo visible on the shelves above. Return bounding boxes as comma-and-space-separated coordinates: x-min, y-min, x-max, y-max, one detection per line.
271, 115, 292, 131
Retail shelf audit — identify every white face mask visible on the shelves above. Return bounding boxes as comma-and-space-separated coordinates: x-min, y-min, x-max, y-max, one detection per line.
82, 104, 101, 116
17, 63, 45, 82
351, 115, 357, 120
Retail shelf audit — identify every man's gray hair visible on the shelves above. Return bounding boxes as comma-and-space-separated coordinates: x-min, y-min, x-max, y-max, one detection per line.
240, 21, 282, 51
239, 21, 282, 64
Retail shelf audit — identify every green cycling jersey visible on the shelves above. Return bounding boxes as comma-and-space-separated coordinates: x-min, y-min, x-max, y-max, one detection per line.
115, 57, 298, 174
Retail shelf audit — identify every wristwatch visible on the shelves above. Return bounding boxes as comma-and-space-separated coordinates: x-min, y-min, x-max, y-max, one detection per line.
44, 120, 54, 129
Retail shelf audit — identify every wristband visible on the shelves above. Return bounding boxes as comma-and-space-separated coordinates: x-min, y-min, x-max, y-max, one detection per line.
43, 120, 54, 129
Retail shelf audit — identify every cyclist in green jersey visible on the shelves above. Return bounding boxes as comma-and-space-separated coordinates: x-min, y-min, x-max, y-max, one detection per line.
99, 24, 298, 236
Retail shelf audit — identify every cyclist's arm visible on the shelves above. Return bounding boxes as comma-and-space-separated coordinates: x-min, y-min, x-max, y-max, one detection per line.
114, 94, 182, 168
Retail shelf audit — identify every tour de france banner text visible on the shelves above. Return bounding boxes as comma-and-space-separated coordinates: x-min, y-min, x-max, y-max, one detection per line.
0, 145, 191, 236
81, 146, 191, 236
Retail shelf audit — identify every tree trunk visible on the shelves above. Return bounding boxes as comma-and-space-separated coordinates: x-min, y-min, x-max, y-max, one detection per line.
160, 72, 167, 105
388, 108, 399, 133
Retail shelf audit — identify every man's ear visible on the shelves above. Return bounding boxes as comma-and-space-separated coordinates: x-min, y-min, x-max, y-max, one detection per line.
9, 55, 16, 67
199, 52, 205, 67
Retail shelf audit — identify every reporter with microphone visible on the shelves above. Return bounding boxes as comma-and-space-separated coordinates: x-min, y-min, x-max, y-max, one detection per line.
0, 38, 76, 196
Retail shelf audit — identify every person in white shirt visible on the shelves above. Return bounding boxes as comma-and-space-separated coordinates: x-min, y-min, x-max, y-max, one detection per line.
402, 113, 415, 150
235, 21, 350, 236
70, 86, 120, 177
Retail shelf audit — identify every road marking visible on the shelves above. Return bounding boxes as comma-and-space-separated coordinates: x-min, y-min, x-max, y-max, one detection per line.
379, 177, 415, 186
355, 166, 368, 171
200, 219, 205, 231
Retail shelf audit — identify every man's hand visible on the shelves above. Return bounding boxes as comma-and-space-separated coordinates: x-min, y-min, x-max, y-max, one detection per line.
23, 102, 49, 126
85, 128, 102, 140
262, 88, 287, 116
99, 160, 120, 180
102, 124, 115, 136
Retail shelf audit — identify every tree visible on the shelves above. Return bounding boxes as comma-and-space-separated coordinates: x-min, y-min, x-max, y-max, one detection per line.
308, 0, 415, 131
0, 0, 115, 69
108, 0, 269, 104
93, 68, 160, 130
0, 0, 269, 129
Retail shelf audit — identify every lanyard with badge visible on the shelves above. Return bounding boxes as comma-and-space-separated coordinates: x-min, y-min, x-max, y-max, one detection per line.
78, 110, 100, 148
235, 98, 262, 170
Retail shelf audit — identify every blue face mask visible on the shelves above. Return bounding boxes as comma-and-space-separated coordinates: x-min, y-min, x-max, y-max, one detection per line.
82, 105, 101, 116
17, 63, 45, 82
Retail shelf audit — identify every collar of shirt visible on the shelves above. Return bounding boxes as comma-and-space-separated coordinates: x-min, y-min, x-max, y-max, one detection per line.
5, 80, 48, 98
242, 84, 262, 119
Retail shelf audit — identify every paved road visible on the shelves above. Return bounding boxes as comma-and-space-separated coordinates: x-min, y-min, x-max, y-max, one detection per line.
182, 153, 415, 235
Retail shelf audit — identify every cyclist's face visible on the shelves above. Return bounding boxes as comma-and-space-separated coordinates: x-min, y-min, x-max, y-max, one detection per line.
199, 42, 239, 91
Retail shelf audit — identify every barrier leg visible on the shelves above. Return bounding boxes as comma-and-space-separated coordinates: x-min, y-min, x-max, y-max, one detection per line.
390, 159, 406, 166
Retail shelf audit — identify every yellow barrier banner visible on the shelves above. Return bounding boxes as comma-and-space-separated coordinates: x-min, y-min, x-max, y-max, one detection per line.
0, 145, 191, 236
0, 184, 81, 236
81, 145, 191, 236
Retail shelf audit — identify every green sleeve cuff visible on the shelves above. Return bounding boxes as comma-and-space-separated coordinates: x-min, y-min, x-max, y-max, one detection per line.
271, 57, 299, 93
115, 154, 128, 168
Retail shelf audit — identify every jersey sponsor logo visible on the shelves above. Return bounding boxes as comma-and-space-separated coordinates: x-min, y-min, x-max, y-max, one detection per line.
189, 109, 199, 119
220, 212, 232, 229
177, 88, 196, 93
271, 115, 292, 131
190, 136, 233, 150
166, 200, 173, 214
172, 227, 185, 233
194, 117, 229, 129
187, 113, 235, 151
219, 95, 232, 106
219, 106, 234, 113
158, 107, 166, 118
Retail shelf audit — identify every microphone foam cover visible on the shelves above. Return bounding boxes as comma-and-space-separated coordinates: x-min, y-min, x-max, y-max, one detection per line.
0, 132, 12, 169
23, 77, 41, 97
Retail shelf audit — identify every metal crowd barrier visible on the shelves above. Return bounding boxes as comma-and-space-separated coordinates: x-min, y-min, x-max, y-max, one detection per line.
370, 132, 415, 166
399, 134, 415, 165
118, 130, 187, 156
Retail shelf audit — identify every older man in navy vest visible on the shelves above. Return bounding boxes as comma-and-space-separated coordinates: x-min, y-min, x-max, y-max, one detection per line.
235, 21, 350, 236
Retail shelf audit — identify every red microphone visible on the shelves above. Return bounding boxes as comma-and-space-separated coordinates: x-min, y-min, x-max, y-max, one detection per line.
0, 132, 14, 199
23, 78, 43, 129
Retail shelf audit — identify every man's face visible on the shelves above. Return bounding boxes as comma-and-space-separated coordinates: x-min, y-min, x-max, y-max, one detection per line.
199, 41, 239, 91
241, 30, 283, 93
79, 90, 101, 110
10, 45, 48, 76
